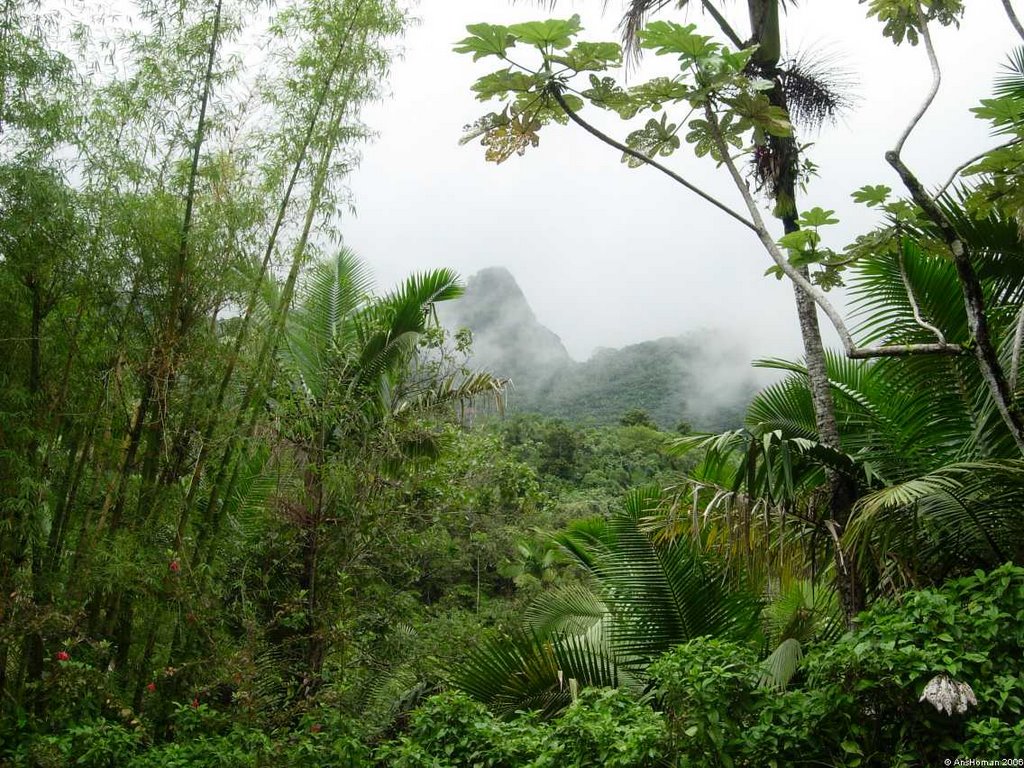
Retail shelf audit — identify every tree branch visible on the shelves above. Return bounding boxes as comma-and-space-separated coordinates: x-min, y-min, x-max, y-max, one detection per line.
898, 238, 946, 345
884, 8, 1024, 454
892, 1, 940, 158
700, 0, 745, 49
1011, 304, 1024, 392
548, 84, 758, 231
887, 151, 1024, 449
934, 138, 1022, 200
701, 104, 961, 361
1002, 0, 1024, 43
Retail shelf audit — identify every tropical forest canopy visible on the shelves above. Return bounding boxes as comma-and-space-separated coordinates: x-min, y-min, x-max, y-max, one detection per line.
2, 0, 1024, 765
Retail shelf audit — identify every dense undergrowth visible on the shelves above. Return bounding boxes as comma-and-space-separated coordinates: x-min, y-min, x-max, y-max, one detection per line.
6, 565, 1023, 766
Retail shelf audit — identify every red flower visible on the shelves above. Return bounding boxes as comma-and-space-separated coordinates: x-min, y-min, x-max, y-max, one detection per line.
169, 559, 181, 573
147, 682, 157, 693
191, 697, 199, 709
56, 651, 70, 662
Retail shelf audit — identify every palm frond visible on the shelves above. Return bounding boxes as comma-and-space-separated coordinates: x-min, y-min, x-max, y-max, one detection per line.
525, 583, 608, 637
283, 247, 373, 400
992, 46, 1024, 135
780, 47, 856, 130
847, 460, 1024, 579
454, 628, 620, 718
759, 637, 803, 691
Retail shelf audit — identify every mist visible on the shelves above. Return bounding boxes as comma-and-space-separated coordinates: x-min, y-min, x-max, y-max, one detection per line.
343, 0, 1018, 366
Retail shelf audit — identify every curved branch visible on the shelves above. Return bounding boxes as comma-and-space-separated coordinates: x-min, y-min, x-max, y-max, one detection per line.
898, 239, 946, 344
1002, 0, 1024, 43
548, 85, 757, 231
702, 104, 961, 360
892, 1, 941, 158
880, 6, 1024, 454
934, 138, 1022, 199
886, 150, 1024, 452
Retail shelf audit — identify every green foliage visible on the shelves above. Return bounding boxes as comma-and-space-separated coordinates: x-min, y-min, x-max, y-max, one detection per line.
508, 16, 582, 50
743, 564, 1024, 765
7, 0, 1024, 765
421, 565, 1014, 768
375, 567, 1024, 766
650, 639, 763, 766
454, 23, 517, 61
624, 114, 681, 166
378, 688, 668, 768
451, 487, 763, 715
964, 48, 1024, 226
619, 409, 656, 429
455, 11, 792, 166
860, 0, 964, 45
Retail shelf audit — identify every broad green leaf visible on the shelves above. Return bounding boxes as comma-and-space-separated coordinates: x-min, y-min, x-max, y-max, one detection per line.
684, 117, 740, 160
629, 77, 691, 110
526, 91, 585, 126
840, 739, 863, 755
548, 41, 622, 72
479, 112, 543, 163
471, 69, 542, 101
882, 199, 921, 223
798, 207, 839, 228
726, 92, 793, 137
454, 23, 516, 61
638, 21, 717, 60
971, 96, 1024, 135
861, 0, 963, 46
623, 114, 680, 167
583, 75, 640, 119
851, 184, 891, 207
812, 266, 844, 290
720, 47, 755, 73
778, 230, 819, 252
508, 16, 582, 50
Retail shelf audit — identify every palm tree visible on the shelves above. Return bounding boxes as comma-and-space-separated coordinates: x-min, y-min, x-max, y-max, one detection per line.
454, 487, 764, 716
662, 194, 1024, 598
270, 248, 505, 696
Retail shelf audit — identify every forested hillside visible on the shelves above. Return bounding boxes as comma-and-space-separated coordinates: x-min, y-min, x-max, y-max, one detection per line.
443, 267, 755, 429
3, 0, 1024, 765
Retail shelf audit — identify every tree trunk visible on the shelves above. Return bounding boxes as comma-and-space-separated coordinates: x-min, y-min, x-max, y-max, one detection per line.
754, 0, 865, 622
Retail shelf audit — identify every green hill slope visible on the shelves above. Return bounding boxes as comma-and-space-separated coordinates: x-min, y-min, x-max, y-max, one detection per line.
442, 267, 755, 430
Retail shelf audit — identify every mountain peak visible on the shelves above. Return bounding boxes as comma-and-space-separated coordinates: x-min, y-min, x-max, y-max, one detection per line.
444, 267, 754, 430
443, 267, 571, 375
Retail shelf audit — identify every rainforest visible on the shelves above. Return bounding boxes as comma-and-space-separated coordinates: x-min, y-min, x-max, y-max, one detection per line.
3, 0, 1024, 765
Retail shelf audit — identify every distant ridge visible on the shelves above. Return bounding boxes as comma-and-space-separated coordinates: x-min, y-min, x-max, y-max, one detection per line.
442, 267, 755, 430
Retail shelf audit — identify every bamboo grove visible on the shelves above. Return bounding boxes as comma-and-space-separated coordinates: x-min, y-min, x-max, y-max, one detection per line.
0, 0, 490, 718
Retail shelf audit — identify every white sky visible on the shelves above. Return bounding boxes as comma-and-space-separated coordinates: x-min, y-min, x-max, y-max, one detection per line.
343, 0, 1020, 361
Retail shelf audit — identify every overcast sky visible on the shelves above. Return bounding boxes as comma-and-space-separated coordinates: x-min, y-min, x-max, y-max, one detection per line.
342, 0, 1019, 362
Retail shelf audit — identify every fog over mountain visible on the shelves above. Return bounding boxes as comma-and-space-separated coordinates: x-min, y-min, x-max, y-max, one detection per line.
345, 2, 1018, 365
441, 267, 758, 430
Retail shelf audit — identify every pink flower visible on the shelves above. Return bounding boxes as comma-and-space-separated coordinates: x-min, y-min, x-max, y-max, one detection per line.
169, 559, 181, 573
56, 651, 70, 662
146, 682, 157, 693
